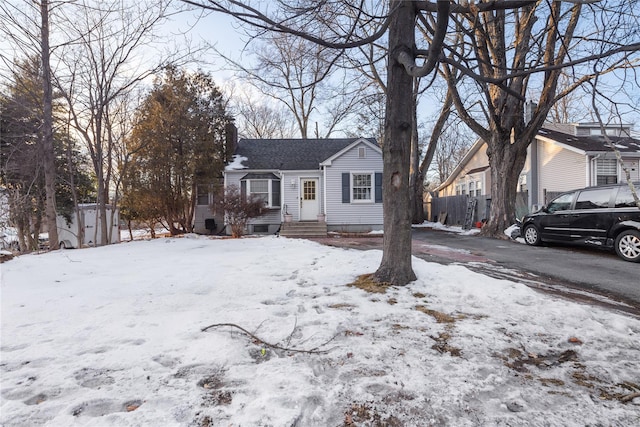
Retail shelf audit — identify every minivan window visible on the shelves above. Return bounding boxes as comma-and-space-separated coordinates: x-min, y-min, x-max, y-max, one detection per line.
547, 192, 574, 213
575, 188, 611, 210
615, 186, 639, 208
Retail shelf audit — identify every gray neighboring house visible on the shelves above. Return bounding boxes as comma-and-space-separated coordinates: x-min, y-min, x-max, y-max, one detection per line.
223, 137, 383, 235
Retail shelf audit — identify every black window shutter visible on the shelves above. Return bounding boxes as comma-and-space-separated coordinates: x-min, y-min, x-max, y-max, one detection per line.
375, 172, 382, 203
272, 180, 281, 207
342, 173, 350, 203
240, 180, 247, 199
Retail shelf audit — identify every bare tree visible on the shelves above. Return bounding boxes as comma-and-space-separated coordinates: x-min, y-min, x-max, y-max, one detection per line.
1, 0, 61, 249
181, 0, 626, 285
222, 31, 361, 138
53, 0, 182, 245
438, 0, 640, 237
232, 90, 297, 139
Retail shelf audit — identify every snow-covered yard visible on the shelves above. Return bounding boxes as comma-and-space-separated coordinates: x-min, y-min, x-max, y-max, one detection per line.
1, 235, 639, 426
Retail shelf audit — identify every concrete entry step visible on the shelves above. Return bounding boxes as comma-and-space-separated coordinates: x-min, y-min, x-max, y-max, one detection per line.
279, 221, 328, 237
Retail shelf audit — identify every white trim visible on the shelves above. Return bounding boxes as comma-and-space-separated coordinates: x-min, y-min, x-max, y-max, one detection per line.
536, 135, 587, 155
350, 171, 375, 204
435, 137, 485, 191
320, 138, 381, 166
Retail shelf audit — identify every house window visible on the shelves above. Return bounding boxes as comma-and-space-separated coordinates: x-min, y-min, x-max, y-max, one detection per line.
196, 185, 210, 205
596, 159, 617, 185
455, 185, 461, 196
461, 183, 467, 195
358, 147, 366, 158
249, 180, 269, 204
342, 172, 381, 203
352, 173, 372, 201
240, 174, 281, 208
475, 181, 482, 196
469, 181, 476, 197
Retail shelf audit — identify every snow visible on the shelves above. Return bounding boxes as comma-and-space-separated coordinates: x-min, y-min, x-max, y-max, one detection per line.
413, 220, 481, 236
224, 155, 248, 171
2, 235, 640, 426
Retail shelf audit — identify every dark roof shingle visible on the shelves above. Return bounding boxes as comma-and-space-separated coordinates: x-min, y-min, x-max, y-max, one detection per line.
231, 138, 377, 170
539, 128, 640, 153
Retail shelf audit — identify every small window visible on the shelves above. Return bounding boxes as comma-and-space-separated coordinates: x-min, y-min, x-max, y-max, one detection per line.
596, 159, 617, 185
253, 224, 268, 233
575, 188, 611, 210
547, 192, 575, 213
615, 186, 639, 208
197, 185, 209, 205
358, 147, 366, 158
352, 173, 372, 202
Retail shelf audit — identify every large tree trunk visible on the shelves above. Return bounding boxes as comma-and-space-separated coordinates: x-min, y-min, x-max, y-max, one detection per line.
480, 135, 528, 237
409, 86, 424, 224
373, 0, 417, 286
41, 0, 59, 250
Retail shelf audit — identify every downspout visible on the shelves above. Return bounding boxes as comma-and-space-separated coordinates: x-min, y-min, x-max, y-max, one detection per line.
280, 172, 285, 222
530, 140, 539, 208
322, 166, 327, 221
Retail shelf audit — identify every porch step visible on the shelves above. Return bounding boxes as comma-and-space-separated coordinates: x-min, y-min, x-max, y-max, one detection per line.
279, 221, 328, 238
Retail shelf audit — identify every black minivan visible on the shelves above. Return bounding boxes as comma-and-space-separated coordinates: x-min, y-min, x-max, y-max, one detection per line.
520, 183, 640, 262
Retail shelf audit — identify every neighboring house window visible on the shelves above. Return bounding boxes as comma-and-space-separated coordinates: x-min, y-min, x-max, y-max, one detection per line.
475, 181, 482, 196
455, 185, 461, 196
469, 181, 476, 197
240, 176, 281, 208
596, 159, 617, 185
342, 172, 382, 203
197, 185, 209, 205
461, 183, 467, 195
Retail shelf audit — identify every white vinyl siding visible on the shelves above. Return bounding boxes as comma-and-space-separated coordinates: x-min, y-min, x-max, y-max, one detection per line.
280, 171, 323, 222
536, 138, 586, 204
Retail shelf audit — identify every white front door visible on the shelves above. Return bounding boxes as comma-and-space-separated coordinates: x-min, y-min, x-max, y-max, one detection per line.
300, 178, 319, 220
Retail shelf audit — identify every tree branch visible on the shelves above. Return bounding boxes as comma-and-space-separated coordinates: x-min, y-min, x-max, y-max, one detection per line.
201, 322, 338, 354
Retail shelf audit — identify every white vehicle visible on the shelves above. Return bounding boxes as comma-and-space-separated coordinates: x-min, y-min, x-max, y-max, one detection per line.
0, 227, 19, 251
57, 204, 120, 249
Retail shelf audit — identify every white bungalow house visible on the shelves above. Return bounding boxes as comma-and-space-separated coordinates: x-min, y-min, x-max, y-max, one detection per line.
436, 122, 640, 209
223, 137, 383, 236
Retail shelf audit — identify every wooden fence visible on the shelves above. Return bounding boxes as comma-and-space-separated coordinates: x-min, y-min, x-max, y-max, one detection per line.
427, 192, 530, 227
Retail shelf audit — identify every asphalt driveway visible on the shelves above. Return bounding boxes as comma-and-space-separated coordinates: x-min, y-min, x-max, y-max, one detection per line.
312, 227, 640, 316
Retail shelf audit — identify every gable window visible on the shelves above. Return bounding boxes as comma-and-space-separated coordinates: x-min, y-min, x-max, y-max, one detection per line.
240, 173, 281, 208
596, 158, 617, 185
358, 147, 366, 158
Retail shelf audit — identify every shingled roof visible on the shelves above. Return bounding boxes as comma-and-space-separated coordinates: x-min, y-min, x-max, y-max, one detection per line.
539, 128, 640, 154
229, 138, 378, 170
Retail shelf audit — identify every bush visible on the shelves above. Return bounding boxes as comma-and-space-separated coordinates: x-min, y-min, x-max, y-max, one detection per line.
217, 185, 265, 238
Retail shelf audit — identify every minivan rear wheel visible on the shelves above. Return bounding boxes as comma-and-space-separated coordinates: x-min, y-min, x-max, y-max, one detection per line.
523, 224, 541, 246
615, 230, 640, 262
